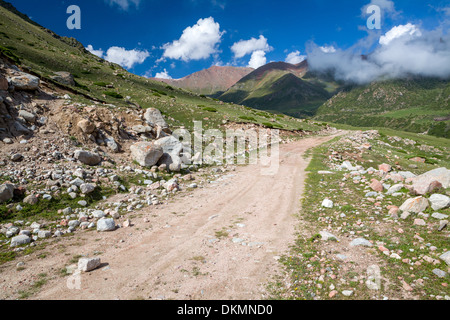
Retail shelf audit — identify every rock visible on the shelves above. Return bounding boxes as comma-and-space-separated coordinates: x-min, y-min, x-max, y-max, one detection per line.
92, 210, 106, 219
68, 220, 80, 228
50, 71, 75, 86
438, 220, 448, 231
164, 178, 179, 192
96, 218, 116, 232
80, 183, 96, 194
23, 194, 38, 205
433, 269, 447, 278
10, 235, 31, 247
0, 75, 8, 90
8, 72, 40, 90
321, 199, 334, 208
19, 110, 36, 123
0, 183, 15, 203
432, 212, 449, 220
378, 164, 392, 173
132, 125, 152, 134
350, 238, 373, 247
74, 150, 102, 166
78, 257, 101, 272
77, 119, 96, 134
6, 226, 20, 238
105, 137, 119, 153
341, 161, 355, 171
342, 290, 353, 297
157, 153, 182, 172
370, 179, 383, 192
3, 138, 13, 144
398, 171, 416, 179
399, 196, 429, 214
319, 231, 339, 241
38, 230, 51, 238
429, 194, 450, 211
410, 168, 450, 195
386, 184, 404, 195
11, 154, 23, 162
130, 142, 164, 167
413, 219, 426, 226
410, 157, 426, 163
440, 251, 450, 266
144, 108, 168, 129
78, 200, 88, 207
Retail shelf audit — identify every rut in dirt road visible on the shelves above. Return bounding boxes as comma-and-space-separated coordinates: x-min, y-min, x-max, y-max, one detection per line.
31, 135, 338, 300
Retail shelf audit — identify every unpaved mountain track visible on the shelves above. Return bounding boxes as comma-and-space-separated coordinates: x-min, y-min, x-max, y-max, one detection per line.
4, 134, 341, 300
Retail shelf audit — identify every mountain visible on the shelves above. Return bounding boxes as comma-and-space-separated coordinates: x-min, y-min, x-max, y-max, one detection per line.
218, 60, 341, 118
152, 66, 254, 96
0, 0, 324, 132
314, 77, 450, 138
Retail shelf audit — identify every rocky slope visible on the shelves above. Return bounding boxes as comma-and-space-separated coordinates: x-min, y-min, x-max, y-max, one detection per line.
153, 66, 254, 96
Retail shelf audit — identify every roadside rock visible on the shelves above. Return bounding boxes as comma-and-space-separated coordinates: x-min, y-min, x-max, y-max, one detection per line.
18, 110, 36, 123
77, 119, 96, 134
130, 142, 164, 167
409, 167, 450, 195
74, 150, 102, 166
350, 238, 373, 247
50, 71, 75, 86
10, 235, 31, 247
321, 199, 334, 208
78, 257, 101, 272
144, 108, 168, 129
8, 72, 40, 91
96, 218, 116, 232
80, 183, 96, 194
440, 251, 450, 266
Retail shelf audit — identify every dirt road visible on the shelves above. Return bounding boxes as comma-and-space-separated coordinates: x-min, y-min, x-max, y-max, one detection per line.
2, 134, 338, 300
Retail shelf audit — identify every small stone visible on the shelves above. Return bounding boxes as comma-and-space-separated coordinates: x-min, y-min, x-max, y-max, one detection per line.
97, 218, 116, 232
342, 290, 353, 297
414, 219, 426, 226
78, 257, 101, 272
432, 269, 447, 278
321, 199, 334, 208
350, 238, 372, 247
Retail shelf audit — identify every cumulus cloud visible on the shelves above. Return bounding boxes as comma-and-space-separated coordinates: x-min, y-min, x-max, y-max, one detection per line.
86, 45, 104, 58
231, 35, 272, 58
379, 23, 422, 45
86, 45, 149, 69
285, 50, 306, 64
248, 50, 267, 69
320, 45, 337, 53
161, 17, 224, 62
155, 69, 173, 79
106, 0, 140, 11
306, 24, 450, 84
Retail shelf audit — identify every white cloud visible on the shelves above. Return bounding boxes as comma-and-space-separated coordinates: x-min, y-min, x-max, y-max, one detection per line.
306, 25, 450, 84
231, 35, 272, 58
247, 50, 267, 69
86, 45, 104, 58
379, 23, 422, 46
105, 46, 149, 69
106, 0, 140, 11
161, 17, 224, 62
320, 45, 337, 53
155, 69, 172, 79
285, 50, 306, 64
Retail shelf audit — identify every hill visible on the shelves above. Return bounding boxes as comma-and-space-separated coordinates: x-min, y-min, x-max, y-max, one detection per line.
0, 0, 322, 133
153, 65, 254, 96
219, 61, 341, 118
314, 78, 450, 138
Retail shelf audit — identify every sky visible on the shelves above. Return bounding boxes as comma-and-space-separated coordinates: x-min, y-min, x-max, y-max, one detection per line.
7, 0, 450, 81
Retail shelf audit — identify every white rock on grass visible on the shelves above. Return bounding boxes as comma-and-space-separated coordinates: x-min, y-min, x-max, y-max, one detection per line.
429, 194, 450, 211
319, 231, 339, 241
321, 199, 334, 209
78, 257, 101, 272
350, 238, 373, 247
440, 251, 450, 266
10, 235, 31, 247
399, 196, 429, 214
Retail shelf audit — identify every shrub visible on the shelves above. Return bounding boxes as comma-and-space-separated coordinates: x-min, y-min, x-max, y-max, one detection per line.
104, 91, 123, 99
239, 116, 256, 122
94, 82, 109, 87
203, 107, 217, 113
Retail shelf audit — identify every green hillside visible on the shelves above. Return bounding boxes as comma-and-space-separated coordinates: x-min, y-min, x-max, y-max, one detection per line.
219, 62, 339, 118
0, 1, 322, 133
314, 78, 450, 138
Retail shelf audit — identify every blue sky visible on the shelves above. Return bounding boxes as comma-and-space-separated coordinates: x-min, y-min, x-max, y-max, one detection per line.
7, 0, 450, 79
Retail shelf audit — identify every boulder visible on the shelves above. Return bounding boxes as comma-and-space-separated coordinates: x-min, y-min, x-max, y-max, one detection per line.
10, 235, 31, 247
369, 179, 383, 192
378, 164, 392, 173
154, 136, 183, 155
77, 119, 96, 134
74, 150, 102, 166
429, 194, 450, 211
50, 71, 75, 86
130, 142, 164, 167
440, 251, 450, 266
80, 183, 96, 194
409, 167, 450, 195
144, 108, 168, 129
23, 194, 39, 205
399, 196, 429, 214
96, 218, 116, 232
8, 72, 40, 91
78, 257, 101, 272
18, 110, 36, 123
321, 199, 334, 208
105, 137, 119, 153
0, 183, 14, 203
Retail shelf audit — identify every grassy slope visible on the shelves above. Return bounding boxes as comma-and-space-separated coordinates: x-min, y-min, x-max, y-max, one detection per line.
0, 3, 323, 133
220, 65, 335, 118
314, 78, 450, 138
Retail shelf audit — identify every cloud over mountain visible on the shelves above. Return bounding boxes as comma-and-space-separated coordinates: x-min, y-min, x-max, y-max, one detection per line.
86, 45, 149, 69
160, 17, 224, 62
